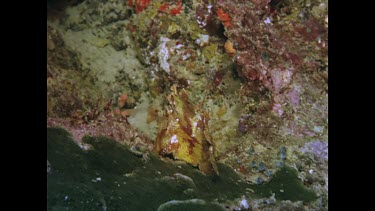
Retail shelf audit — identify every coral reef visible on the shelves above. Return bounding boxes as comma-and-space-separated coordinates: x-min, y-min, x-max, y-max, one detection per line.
47, 0, 328, 209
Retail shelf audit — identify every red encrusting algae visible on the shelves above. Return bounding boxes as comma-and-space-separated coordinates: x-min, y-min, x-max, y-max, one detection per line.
216, 8, 231, 26
169, 1, 182, 15
128, 0, 151, 14
158, 1, 183, 15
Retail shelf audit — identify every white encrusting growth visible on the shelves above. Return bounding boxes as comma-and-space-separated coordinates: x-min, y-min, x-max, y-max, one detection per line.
240, 197, 249, 209
171, 134, 178, 144
264, 17, 271, 24
196, 34, 209, 47
158, 37, 171, 73
182, 53, 191, 60
196, 114, 202, 120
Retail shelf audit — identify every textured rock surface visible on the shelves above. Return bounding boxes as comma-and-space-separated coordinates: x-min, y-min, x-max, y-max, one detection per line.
47, 0, 328, 209
47, 127, 317, 210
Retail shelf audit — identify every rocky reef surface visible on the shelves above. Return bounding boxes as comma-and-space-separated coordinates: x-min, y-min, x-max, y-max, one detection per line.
47, 0, 327, 210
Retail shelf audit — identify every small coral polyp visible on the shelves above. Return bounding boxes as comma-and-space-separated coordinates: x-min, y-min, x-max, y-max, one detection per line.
155, 85, 219, 176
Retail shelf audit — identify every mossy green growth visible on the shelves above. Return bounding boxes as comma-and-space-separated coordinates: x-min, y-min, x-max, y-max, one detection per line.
157, 199, 226, 211
167, 22, 181, 36
250, 166, 317, 202
202, 44, 218, 60
47, 127, 248, 210
47, 127, 317, 211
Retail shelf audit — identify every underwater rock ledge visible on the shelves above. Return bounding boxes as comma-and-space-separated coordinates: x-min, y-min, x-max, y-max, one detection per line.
48, 127, 318, 210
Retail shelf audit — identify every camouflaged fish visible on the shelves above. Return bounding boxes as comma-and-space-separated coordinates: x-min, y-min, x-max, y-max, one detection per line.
155, 85, 219, 176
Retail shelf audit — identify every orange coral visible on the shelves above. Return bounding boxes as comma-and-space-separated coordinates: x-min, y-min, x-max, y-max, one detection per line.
159, 3, 169, 12
170, 1, 182, 15
224, 40, 236, 54
158, 2, 182, 15
121, 110, 130, 117
118, 93, 128, 108
114, 108, 121, 115
216, 8, 232, 27
128, 0, 151, 14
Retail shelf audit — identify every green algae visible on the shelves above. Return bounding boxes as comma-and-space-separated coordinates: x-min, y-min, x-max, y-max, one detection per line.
157, 199, 226, 211
202, 44, 218, 60
250, 166, 317, 202
47, 127, 248, 210
47, 127, 317, 210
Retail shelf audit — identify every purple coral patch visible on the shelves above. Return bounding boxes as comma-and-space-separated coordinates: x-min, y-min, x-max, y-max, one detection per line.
300, 141, 328, 161
287, 88, 300, 108
270, 69, 293, 94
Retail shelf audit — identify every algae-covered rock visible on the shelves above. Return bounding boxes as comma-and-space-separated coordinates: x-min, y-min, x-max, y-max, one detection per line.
47, 0, 328, 209
157, 199, 226, 211
252, 166, 317, 202
46, 127, 238, 209
47, 127, 319, 210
